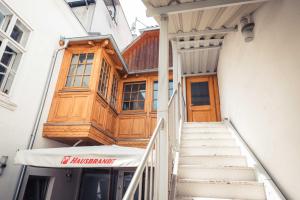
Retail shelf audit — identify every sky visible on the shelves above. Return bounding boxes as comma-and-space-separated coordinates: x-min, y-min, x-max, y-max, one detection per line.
119, 0, 158, 34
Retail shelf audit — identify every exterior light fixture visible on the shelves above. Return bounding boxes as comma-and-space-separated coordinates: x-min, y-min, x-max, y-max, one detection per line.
0, 156, 8, 176
240, 15, 255, 42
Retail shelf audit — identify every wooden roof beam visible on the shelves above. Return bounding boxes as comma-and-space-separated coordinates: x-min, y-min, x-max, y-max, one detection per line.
169, 27, 237, 38
178, 45, 221, 53
146, 0, 270, 17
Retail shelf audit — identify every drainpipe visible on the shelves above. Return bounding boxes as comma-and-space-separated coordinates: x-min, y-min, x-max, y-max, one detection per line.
13, 38, 70, 200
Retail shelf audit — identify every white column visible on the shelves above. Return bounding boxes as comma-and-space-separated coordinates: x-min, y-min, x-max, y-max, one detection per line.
157, 14, 169, 200
171, 40, 179, 148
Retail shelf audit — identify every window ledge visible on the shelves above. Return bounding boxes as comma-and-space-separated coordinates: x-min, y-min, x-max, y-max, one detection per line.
0, 93, 17, 111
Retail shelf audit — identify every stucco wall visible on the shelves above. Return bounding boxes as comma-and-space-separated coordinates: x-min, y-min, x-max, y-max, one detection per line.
217, 0, 300, 199
0, 1, 87, 199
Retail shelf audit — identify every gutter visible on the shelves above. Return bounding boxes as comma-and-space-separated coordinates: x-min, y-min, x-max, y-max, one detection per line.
64, 34, 129, 73
13, 38, 70, 200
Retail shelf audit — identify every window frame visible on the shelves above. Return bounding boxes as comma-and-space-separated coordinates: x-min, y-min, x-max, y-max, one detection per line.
152, 79, 173, 112
110, 74, 118, 110
64, 52, 95, 88
0, 1, 32, 97
98, 58, 111, 99
121, 81, 146, 112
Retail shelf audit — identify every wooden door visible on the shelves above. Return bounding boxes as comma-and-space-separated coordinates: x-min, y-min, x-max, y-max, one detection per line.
186, 76, 220, 122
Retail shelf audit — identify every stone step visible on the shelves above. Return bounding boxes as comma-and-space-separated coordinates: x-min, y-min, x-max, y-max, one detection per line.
176, 179, 266, 200
178, 165, 256, 181
180, 146, 241, 156
179, 155, 247, 167
181, 139, 237, 147
181, 132, 232, 140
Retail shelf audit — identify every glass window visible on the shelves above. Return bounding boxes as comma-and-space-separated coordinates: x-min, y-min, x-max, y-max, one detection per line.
23, 175, 50, 200
10, 25, 23, 43
122, 82, 146, 111
0, 46, 18, 94
79, 170, 110, 200
110, 75, 118, 109
122, 172, 139, 200
152, 80, 173, 111
65, 53, 94, 88
98, 59, 110, 98
191, 81, 210, 106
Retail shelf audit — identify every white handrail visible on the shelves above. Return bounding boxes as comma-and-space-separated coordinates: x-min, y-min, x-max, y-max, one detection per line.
225, 119, 287, 200
122, 118, 164, 200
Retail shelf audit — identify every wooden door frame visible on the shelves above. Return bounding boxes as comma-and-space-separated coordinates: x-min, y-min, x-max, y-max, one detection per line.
185, 75, 221, 122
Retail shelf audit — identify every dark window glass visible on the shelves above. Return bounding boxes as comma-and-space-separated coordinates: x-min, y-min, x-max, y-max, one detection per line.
98, 59, 111, 98
191, 82, 210, 106
110, 75, 118, 109
79, 170, 110, 200
23, 175, 50, 200
10, 25, 23, 43
65, 53, 94, 87
122, 82, 146, 111
152, 80, 173, 111
122, 172, 139, 200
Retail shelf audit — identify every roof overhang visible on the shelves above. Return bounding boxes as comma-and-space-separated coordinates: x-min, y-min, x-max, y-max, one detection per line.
65, 34, 129, 74
142, 0, 270, 75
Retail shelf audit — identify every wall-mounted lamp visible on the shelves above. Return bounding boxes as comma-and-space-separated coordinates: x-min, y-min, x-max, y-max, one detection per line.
240, 15, 255, 42
0, 156, 8, 176
65, 169, 72, 182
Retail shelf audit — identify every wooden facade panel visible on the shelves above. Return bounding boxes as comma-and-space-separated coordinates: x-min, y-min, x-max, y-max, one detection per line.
117, 115, 147, 138
123, 29, 172, 72
71, 96, 89, 119
54, 96, 72, 120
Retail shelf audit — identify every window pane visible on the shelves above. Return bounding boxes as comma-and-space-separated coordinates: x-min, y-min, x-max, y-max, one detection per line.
0, 12, 5, 25
132, 84, 139, 92
86, 53, 94, 63
1, 47, 16, 66
0, 74, 4, 86
153, 81, 158, 91
140, 83, 146, 90
3, 73, 14, 94
79, 171, 110, 200
73, 76, 82, 87
23, 176, 50, 200
85, 64, 92, 75
138, 91, 146, 100
71, 54, 79, 64
10, 25, 23, 43
122, 102, 130, 110
79, 54, 86, 64
0, 64, 7, 73
124, 84, 132, 92
66, 76, 73, 87
123, 93, 130, 101
76, 64, 84, 75
82, 76, 90, 87
153, 100, 157, 111
68, 64, 76, 76
191, 82, 210, 106
131, 92, 138, 100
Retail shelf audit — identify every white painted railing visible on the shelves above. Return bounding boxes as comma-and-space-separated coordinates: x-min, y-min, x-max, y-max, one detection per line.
122, 118, 164, 200
225, 119, 287, 200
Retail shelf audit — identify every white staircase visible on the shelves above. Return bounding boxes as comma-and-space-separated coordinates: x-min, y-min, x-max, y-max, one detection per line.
175, 122, 267, 200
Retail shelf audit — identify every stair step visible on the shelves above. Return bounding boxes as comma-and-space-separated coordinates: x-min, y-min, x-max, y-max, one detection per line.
177, 197, 264, 200
176, 179, 266, 200
182, 128, 230, 133
180, 146, 241, 156
182, 133, 232, 139
181, 139, 236, 147
183, 122, 226, 128
178, 166, 256, 181
179, 155, 247, 167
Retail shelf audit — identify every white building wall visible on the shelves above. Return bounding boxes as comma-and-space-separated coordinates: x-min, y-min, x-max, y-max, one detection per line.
70, 1, 133, 50
217, 0, 300, 199
0, 0, 87, 199
89, 0, 133, 50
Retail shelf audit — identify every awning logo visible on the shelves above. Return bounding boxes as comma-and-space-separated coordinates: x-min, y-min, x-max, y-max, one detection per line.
61, 156, 71, 164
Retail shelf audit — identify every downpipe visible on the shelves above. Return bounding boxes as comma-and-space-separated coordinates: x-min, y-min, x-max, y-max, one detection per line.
13, 38, 70, 200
